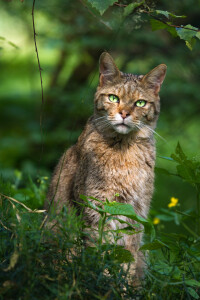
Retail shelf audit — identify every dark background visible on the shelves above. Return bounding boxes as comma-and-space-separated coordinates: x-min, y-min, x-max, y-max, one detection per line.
0, 0, 199, 222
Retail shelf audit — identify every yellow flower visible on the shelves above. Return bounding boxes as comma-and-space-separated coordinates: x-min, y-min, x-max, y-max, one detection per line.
153, 217, 160, 225
168, 197, 178, 208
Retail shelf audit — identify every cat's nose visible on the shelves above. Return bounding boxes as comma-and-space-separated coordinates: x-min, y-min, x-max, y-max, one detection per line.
120, 110, 130, 119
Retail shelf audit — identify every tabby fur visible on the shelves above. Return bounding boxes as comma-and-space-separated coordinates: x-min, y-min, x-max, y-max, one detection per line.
46, 52, 167, 277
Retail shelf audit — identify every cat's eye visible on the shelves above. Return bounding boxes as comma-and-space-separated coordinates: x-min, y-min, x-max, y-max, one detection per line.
135, 100, 146, 107
108, 94, 119, 103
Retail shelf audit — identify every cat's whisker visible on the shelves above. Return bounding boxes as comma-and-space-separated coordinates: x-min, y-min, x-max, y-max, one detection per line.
94, 116, 107, 122
139, 122, 166, 142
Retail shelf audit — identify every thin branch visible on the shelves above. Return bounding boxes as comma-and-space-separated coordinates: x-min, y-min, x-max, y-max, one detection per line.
145, 11, 200, 32
32, 0, 45, 159
113, 2, 200, 32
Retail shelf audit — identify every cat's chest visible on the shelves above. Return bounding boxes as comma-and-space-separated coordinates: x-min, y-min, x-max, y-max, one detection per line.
90, 142, 154, 188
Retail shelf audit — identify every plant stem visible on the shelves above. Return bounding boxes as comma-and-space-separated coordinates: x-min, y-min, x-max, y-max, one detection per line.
182, 222, 199, 239
99, 213, 107, 246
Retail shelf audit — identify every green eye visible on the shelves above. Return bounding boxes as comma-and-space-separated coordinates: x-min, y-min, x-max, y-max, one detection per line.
108, 94, 119, 103
135, 100, 146, 107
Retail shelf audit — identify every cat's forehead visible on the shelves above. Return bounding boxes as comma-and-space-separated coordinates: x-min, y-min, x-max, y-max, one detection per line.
108, 74, 144, 97
120, 72, 144, 83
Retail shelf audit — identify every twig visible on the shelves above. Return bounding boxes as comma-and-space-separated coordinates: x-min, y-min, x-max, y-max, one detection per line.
146, 11, 200, 32
0, 193, 46, 213
32, 0, 45, 159
113, 2, 200, 32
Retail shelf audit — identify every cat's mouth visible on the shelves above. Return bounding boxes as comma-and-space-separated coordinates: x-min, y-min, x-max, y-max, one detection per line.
116, 123, 129, 128
114, 123, 132, 135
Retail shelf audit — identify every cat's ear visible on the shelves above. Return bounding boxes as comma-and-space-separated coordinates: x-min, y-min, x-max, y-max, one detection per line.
99, 52, 120, 86
142, 64, 167, 95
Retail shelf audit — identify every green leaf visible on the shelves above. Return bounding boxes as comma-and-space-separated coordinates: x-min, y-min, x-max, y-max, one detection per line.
196, 32, 200, 40
150, 19, 177, 37
156, 214, 174, 221
186, 38, 196, 50
150, 19, 168, 31
186, 279, 200, 288
140, 239, 168, 250
155, 167, 172, 176
187, 288, 199, 299
123, 1, 144, 17
156, 10, 170, 19
156, 10, 186, 19
112, 247, 135, 263
111, 226, 140, 235
87, 0, 116, 15
176, 25, 198, 44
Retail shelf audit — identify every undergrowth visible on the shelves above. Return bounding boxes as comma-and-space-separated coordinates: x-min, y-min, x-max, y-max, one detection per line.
0, 143, 200, 299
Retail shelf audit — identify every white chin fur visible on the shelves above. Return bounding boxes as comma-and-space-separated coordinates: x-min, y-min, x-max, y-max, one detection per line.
114, 124, 132, 135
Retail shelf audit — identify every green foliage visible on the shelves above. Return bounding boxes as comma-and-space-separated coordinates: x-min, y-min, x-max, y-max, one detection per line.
0, 0, 200, 298
1, 145, 200, 299
87, 0, 116, 15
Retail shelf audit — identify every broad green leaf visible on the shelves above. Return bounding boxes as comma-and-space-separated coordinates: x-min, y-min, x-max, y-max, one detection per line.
111, 247, 135, 263
123, 1, 144, 17
166, 25, 178, 37
87, 0, 116, 15
186, 279, 200, 288
196, 32, 200, 40
186, 38, 196, 50
187, 288, 199, 299
176, 25, 198, 44
140, 239, 168, 250
150, 19, 167, 31
150, 19, 177, 37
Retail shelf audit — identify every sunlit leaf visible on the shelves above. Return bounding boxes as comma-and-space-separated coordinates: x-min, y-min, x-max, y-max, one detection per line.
176, 25, 198, 45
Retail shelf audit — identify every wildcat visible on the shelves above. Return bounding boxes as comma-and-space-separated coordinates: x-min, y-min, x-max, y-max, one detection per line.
46, 52, 167, 278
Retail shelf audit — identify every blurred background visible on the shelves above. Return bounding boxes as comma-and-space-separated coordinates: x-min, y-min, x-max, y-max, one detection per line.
0, 0, 199, 219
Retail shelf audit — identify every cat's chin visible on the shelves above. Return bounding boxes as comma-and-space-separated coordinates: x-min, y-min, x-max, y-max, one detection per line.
114, 124, 133, 135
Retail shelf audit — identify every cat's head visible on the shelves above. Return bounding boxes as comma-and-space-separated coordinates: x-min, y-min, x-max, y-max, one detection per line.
94, 52, 167, 136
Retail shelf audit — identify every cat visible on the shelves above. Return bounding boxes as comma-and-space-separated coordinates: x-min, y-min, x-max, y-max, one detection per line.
46, 52, 167, 278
